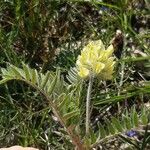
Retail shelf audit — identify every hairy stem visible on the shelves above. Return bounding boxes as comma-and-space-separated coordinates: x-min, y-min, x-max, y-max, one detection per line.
86, 75, 94, 135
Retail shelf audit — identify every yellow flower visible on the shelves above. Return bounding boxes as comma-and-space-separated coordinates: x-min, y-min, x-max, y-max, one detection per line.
76, 40, 115, 80
78, 66, 90, 78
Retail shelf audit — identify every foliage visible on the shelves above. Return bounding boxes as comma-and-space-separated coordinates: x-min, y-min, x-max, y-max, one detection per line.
0, 0, 150, 149
0, 63, 150, 149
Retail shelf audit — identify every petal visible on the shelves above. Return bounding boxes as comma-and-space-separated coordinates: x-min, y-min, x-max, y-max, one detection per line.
93, 62, 105, 74
76, 59, 81, 66
106, 44, 114, 57
107, 44, 114, 52
78, 67, 90, 78
94, 40, 105, 51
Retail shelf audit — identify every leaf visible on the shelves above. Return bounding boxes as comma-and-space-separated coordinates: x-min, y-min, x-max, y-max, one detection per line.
22, 63, 31, 80
90, 129, 97, 144
47, 69, 60, 95
131, 107, 138, 127
31, 69, 39, 85
141, 107, 149, 125
63, 110, 80, 121
108, 123, 116, 135
141, 113, 148, 125
111, 117, 123, 132
105, 118, 116, 135
66, 67, 79, 84
9, 65, 23, 78
94, 93, 136, 105
124, 116, 132, 130
1, 68, 7, 75
40, 71, 51, 89
99, 124, 106, 138
121, 115, 127, 130
57, 93, 67, 109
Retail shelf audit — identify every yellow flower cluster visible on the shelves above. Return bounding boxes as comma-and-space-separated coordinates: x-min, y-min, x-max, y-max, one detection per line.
76, 40, 115, 80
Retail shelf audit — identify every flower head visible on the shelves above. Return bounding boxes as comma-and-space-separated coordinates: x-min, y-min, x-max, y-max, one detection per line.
126, 130, 137, 137
76, 40, 115, 79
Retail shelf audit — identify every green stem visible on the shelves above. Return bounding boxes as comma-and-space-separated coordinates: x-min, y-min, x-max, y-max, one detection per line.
86, 75, 94, 135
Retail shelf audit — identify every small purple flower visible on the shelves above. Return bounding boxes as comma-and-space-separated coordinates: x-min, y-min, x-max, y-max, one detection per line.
126, 130, 137, 137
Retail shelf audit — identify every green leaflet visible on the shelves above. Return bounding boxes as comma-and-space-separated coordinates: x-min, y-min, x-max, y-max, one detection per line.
66, 67, 80, 84
63, 110, 80, 121
40, 71, 51, 89
111, 117, 123, 132
99, 124, 106, 138
141, 112, 149, 125
22, 63, 31, 81
57, 93, 67, 110
9, 65, 23, 79
1, 68, 7, 75
47, 69, 60, 95
107, 123, 116, 135
131, 107, 139, 127
124, 116, 132, 130
31, 69, 39, 85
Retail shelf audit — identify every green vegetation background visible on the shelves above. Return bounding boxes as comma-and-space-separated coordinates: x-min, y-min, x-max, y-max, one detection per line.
0, 0, 149, 149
